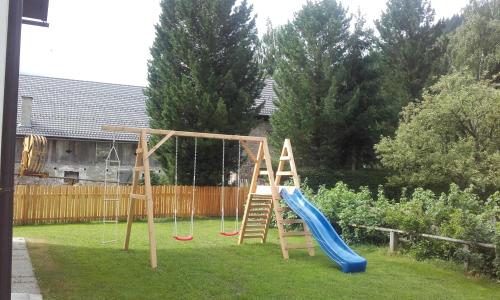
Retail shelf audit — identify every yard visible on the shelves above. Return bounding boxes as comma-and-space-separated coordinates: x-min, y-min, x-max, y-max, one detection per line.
14, 219, 500, 300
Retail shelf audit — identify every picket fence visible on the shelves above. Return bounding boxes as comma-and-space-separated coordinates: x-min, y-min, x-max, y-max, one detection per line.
13, 185, 248, 225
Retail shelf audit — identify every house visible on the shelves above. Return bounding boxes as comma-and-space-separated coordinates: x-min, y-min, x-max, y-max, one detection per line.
15, 74, 277, 184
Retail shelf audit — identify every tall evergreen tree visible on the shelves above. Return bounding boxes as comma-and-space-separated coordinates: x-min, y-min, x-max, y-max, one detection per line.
259, 19, 278, 77
146, 0, 264, 185
376, 0, 444, 104
332, 14, 391, 170
270, 0, 350, 167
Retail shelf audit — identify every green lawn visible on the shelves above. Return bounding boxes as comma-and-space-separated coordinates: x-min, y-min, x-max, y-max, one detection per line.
14, 219, 500, 300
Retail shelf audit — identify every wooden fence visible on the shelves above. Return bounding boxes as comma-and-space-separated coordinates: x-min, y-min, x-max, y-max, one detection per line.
13, 185, 248, 225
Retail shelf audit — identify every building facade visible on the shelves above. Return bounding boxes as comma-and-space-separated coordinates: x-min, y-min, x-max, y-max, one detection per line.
15, 75, 277, 185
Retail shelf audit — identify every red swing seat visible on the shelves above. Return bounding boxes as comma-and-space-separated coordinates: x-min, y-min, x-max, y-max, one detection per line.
220, 231, 239, 237
173, 235, 193, 241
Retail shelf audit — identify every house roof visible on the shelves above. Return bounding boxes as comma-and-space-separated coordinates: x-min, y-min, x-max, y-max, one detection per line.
16, 74, 277, 142
255, 78, 277, 116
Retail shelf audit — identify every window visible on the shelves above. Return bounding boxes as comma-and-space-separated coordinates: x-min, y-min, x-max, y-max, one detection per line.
64, 171, 79, 184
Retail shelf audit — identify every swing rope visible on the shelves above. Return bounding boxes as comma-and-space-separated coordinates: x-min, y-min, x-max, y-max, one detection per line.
220, 140, 240, 237
173, 137, 197, 241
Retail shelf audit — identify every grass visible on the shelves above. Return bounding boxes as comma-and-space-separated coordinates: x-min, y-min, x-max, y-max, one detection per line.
14, 219, 500, 300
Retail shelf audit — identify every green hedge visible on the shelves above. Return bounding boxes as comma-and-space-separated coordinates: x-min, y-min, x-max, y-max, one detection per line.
300, 167, 451, 200
303, 182, 499, 278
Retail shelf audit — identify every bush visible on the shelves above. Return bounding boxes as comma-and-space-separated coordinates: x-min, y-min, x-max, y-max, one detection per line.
305, 181, 499, 278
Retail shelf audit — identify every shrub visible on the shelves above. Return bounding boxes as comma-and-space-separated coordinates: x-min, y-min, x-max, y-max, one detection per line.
304, 181, 499, 278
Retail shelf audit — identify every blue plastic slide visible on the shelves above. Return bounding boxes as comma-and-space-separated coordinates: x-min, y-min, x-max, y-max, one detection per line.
280, 187, 367, 273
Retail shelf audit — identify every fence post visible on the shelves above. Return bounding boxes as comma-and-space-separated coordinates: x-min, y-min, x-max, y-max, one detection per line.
389, 230, 399, 253
463, 244, 470, 271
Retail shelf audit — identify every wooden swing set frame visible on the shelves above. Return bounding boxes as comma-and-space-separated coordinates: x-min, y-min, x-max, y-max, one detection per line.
103, 125, 282, 269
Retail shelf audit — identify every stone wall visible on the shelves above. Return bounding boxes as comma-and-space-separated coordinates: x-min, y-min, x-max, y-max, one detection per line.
14, 137, 162, 185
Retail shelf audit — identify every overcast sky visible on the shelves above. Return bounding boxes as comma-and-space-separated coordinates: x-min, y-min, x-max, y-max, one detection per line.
19, 0, 469, 86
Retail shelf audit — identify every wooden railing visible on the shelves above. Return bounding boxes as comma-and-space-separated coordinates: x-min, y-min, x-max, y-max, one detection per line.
13, 185, 247, 225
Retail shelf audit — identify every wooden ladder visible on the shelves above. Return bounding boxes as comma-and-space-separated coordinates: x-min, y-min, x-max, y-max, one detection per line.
238, 141, 275, 244
274, 139, 315, 257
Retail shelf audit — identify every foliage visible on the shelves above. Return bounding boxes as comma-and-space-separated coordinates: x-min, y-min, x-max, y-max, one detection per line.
448, 0, 500, 80
376, 0, 445, 106
270, 1, 390, 170
306, 181, 499, 277
330, 14, 393, 170
375, 73, 500, 193
270, 0, 350, 168
259, 19, 278, 77
146, 0, 264, 185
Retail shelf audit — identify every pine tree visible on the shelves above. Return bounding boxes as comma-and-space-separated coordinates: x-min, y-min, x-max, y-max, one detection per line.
333, 14, 391, 170
146, 0, 264, 185
376, 0, 445, 103
270, 0, 350, 167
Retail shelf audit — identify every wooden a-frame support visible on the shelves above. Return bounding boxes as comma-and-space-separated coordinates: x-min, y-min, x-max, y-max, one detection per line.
238, 139, 314, 258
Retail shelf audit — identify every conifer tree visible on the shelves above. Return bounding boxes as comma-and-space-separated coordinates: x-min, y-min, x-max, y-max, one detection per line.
146, 0, 263, 185
270, 0, 350, 167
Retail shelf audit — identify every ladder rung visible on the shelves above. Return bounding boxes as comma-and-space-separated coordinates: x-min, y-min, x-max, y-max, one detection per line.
102, 220, 118, 223
282, 231, 310, 237
259, 171, 269, 176
250, 204, 272, 208
286, 243, 313, 249
279, 219, 303, 224
246, 220, 267, 224
249, 208, 271, 213
136, 149, 143, 153
248, 214, 268, 218
130, 193, 146, 200
276, 171, 293, 176
280, 156, 291, 161
245, 225, 266, 229
106, 160, 121, 163
251, 199, 272, 203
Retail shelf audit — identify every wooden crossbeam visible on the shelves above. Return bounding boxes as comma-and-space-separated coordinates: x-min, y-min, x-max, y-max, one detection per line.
102, 125, 265, 142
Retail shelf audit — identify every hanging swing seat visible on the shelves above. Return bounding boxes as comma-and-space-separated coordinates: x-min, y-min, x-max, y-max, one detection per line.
173, 235, 194, 241
220, 231, 239, 237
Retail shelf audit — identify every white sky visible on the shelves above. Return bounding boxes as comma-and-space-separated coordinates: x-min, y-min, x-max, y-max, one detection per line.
19, 0, 469, 86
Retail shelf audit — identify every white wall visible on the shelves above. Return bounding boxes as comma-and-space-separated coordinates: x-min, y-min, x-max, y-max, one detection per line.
0, 0, 10, 168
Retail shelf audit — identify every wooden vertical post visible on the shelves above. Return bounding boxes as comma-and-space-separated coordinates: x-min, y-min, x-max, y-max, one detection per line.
123, 136, 143, 251
262, 139, 289, 258
389, 231, 398, 253
463, 244, 470, 271
140, 130, 158, 269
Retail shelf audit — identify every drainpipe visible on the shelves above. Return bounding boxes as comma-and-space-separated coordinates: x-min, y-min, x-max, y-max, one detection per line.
0, 0, 22, 298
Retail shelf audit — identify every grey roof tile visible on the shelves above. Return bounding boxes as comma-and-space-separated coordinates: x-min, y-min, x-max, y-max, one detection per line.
16, 74, 277, 141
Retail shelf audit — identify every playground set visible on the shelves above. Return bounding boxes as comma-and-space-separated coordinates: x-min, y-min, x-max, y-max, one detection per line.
101, 125, 367, 273
18, 126, 367, 273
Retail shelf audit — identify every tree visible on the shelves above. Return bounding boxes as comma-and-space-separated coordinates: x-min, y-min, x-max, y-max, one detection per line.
448, 0, 500, 81
146, 0, 264, 185
376, 0, 445, 104
375, 73, 500, 192
331, 13, 392, 170
259, 19, 278, 77
270, 0, 350, 167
